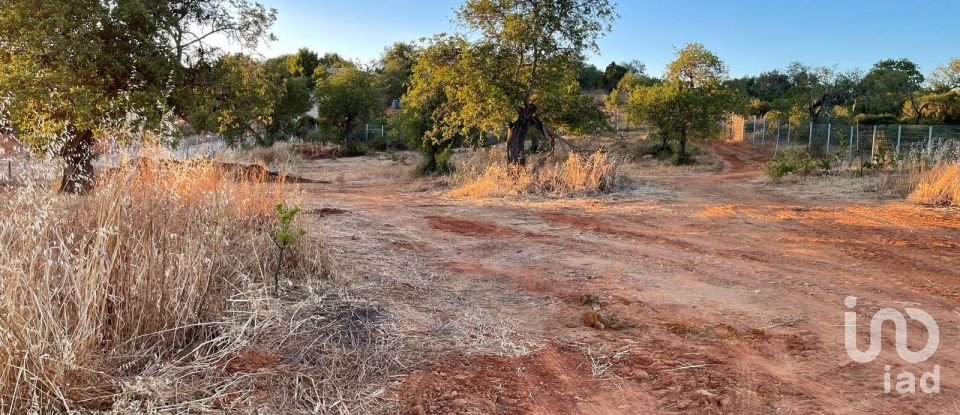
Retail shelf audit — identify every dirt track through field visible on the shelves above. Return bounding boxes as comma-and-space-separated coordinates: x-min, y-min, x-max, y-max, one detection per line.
301, 143, 960, 414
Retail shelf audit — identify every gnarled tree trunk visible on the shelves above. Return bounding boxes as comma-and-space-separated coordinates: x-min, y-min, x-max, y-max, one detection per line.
506, 103, 537, 164
59, 129, 95, 194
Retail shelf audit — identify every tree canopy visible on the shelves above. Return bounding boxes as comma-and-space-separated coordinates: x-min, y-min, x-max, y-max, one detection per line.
404, 0, 616, 164
0, 0, 276, 192
627, 44, 735, 164
313, 65, 382, 145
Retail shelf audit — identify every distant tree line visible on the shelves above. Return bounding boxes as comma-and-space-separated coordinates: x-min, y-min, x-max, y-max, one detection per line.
725, 58, 960, 126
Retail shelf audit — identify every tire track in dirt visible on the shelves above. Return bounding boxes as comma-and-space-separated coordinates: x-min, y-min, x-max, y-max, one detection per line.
301, 148, 960, 414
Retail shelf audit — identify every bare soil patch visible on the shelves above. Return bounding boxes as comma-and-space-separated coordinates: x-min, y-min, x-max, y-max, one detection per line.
298, 143, 960, 414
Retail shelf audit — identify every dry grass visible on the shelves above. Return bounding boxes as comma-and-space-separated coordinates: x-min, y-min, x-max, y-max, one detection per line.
450, 149, 618, 198
0, 151, 347, 413
222, 141, 303, 173
767, 140, 960, 205
909, 164, 960, 207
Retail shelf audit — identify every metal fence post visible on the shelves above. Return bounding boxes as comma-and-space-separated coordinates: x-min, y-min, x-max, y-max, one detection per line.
808, 122, 814, 150
896, 125, 902, 156
826, 123, 832, 154
849, 126, 855, 162
752, 115, 758, 147
761, 119, 766, 146
871, 125, 877, 160
927, 125, 934, 155
775, 119, 781, 154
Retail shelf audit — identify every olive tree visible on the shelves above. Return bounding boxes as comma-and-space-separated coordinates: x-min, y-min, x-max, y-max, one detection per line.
0, 0, 275, 193
313, 66, 382, 146
627, 44, 735, 165
404, 0, 617, 164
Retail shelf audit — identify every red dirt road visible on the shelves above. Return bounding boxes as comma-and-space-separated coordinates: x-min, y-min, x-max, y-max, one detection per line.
302, 143, 960, 414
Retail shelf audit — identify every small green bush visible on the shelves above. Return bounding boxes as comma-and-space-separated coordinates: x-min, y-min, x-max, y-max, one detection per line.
416, 147, 455, 176
340, 142, 369, 157
273, 203, 305, 295
767, 149, 828, 180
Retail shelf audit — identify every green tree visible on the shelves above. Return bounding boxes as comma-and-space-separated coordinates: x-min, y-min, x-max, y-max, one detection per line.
286, 48, 321, 80
0, 0, 275, 193
860, 58, 925, 118
263, 54, 313, 142
603, 61, 630, 91
931, 58, 960, 93
191, 54, 279, 145
576, 61, 605, 90
378, 42, 421, 104
605, 67, 659, 128
0, 0, 170, 192
404, 0, 616, 164
627, 44, 734, 165
782, 62, 837, 121
313, 66, 382, 145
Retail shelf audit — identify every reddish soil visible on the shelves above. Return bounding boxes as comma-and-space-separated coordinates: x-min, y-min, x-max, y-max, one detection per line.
301, 146, 960, 414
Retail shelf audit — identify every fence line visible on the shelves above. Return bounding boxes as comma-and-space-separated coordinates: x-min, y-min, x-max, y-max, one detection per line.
725, 115, 960, 161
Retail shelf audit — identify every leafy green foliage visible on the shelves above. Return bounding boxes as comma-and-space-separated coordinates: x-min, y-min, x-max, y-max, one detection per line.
286, 48, 321, 80
190, 54, 280, 145
626, 44, 737, 165
262, 54, 314, 142
931, 58, 960, 93
0, 0, 276, 191
314, 66, 382, 144
378, 42, 421, 103
860, 59, 924, 116
273, 202, 306, 294
766, 149, 830, 180
404, 0, 616, 164
577, 61, 605, 90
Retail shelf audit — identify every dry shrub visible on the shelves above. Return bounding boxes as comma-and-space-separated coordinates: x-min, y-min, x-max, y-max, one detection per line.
451, 149, 617, 198
909, 164, 960, 207
0, 155, 290, 412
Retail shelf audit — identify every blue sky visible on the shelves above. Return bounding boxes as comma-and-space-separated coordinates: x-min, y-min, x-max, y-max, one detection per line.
257, 0, 960, 78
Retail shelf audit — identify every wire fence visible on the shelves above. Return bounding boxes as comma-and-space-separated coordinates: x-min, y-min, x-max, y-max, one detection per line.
727, 115, 960, 161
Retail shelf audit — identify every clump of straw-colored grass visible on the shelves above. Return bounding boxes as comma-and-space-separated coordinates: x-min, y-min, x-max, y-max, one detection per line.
909, 164, 960, 207
451, 149, 618, 198
0, 154, 287, 412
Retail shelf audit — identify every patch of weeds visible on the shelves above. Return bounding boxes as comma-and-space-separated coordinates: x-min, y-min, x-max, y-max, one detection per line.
767, 149, 829, 180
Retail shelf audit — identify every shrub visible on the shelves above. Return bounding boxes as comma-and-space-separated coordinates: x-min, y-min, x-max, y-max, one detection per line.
766, 149, 828, 180
909, 164, 960, 207
451, 149, 617, 198
340, 142, 369, 157
0, 154, 294, 412
416, 146, 455, 176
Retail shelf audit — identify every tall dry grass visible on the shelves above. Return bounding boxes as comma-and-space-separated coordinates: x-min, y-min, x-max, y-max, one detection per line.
889, 139, 960, 205
909, 164, 960, 207
451, 149, 618, 198
0, 155, 290, 412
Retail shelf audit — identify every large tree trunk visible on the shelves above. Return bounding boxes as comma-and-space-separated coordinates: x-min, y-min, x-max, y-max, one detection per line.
342, 119, 353, 146
506, 121, 527, 164
59, 129, 95, 194
506, 104, 537, 164
675, 127, 689, 166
